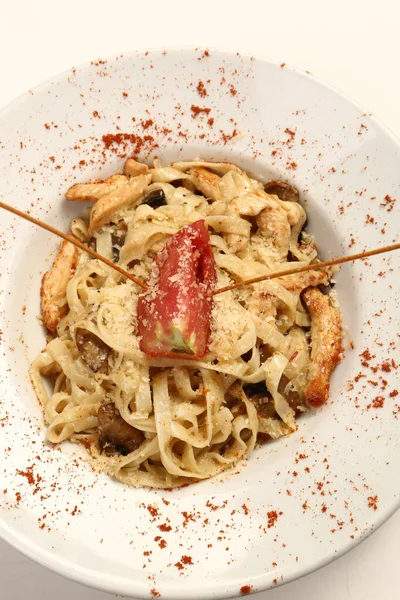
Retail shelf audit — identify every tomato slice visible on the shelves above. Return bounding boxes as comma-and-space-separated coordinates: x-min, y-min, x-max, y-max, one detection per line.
137, 220, 217, 358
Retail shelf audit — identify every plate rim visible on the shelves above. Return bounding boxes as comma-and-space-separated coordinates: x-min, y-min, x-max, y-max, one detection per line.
0, 45, 399, 599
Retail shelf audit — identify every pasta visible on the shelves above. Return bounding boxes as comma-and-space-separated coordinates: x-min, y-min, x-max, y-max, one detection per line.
31, 159, 343, 489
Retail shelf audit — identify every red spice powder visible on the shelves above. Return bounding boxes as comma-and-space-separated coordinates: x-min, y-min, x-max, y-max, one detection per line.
141, 119, 154, 130
360, 349, 373, 361
191, 105, 211, 117
16, 467, 35, 485
102, 132, 158, 158
174, 561, 183, 571
181, 555, 193, 565
158, 523, 172, 532
267, 510, 281, 528
240, 585, 252, 595
380, 194, 396, 212
182, 511, 195, 526
154, 536, 167, 549
92, 110, 100, 118
198, 49, 210, 60
368, 495, 378, 511
220, 129, 238, 144
229, 85, 238, 96
146, 504, 159, 518
242, 504, 249, 515
196, 81, 208, 97
390, 390, 398, 398
207, 117, 214, 127
372, 396, 385, 408
150, 589, 160, 598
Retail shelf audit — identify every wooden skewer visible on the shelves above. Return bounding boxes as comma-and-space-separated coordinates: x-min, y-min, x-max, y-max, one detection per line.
212, 242, 400, 296
0, 200, 147, 290
1, 199, 398, 299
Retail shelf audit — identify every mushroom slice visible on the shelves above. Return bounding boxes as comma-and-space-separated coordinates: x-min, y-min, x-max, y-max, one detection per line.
40, 361, 62, 378
278, 375, 306, 416
124, 158, 149, 177
301, 287, 342, 407
89, 173, 151, 234
98, 401, 145, 456
66, 175, 128, 202
243, 382, 277, 419
189, 167, 222, 200
75, 328, 111, 372
142, 188, 167, 208
40, 241, 79, 332
265, 180, 299, 203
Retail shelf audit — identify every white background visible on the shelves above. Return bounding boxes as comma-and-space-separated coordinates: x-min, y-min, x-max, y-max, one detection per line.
0, 1, 399, 598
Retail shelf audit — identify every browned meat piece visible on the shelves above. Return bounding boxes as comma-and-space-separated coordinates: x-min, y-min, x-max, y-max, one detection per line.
255, 201, 291, 258
40, 361, 62, 378
301, 287, 343, 407
124, 158, 149, 177
75, 328, 111, 373
189, 167, 222, 200
278, 375, 305, 416
245, 378, 305, 417
172, 160, 242, 175
97, 402, 144, 456
257, 432, 271, 444
278, 267, 332, 292
265, 180, 299, 203
243, 382, 277, 419
40, 240, 80, 332
111, 222, 128, 262
66, 174, 128, 201
89, 173, 151, 233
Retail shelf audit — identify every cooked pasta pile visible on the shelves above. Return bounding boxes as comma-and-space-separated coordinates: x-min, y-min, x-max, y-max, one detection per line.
31, 159, 343, 488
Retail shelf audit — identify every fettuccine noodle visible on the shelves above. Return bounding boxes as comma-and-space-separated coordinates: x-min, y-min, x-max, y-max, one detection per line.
31, 159, 343, 488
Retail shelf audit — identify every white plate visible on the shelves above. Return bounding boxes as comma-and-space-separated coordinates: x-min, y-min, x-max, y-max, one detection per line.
0, 48, 399, 599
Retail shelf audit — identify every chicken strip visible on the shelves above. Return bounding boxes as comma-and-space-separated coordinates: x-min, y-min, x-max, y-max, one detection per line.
89, 173, 151, 233
302, 287, 342, 407
40, 240, 79, 332
66, 174, 128, 201
189, 167, 222, 200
